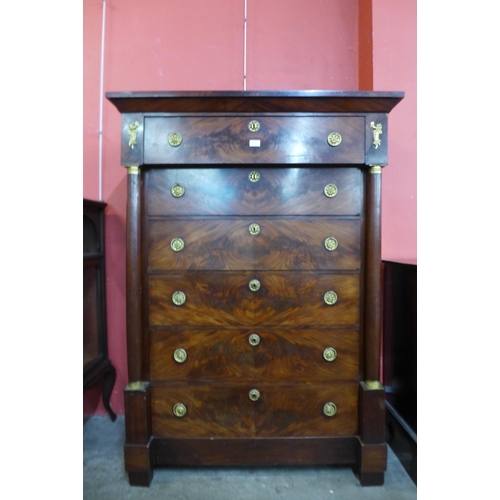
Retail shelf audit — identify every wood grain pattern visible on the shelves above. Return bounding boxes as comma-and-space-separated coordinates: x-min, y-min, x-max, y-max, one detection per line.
151, 383, 358, 438
144, 116, 364, 165
146, 167, 362, 216
254, 383, 358, 437
148, 273, 360, 327
148, 217, 361, 271
106, 90, 404, 115
152, 436, 358, 466
151, 385, 256, 438
149, 329, 359, 382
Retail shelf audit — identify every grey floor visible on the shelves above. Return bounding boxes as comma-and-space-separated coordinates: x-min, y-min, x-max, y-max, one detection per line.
83, 415, 417, 500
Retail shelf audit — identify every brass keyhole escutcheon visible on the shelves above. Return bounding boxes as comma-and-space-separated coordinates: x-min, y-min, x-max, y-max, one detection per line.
324, 184, 338, 198
172, 291, 186, 306
324, 291, 338, 305
323, 402, 337, 417
249, 333, 261, 346
249, 279, 261, 292
249, 223, 260, 235
248, 120, 260, 132
324, 237, 338, 251
323, 347, 337, 362
170, 237, 185, 252
168, 132, 183, 147
327, 132, 342, 147
249, 389, 260, 401
249, 171, 260, 182
173, 403, 187, 418
171, 184, 185, 198
173, 348, 187, 364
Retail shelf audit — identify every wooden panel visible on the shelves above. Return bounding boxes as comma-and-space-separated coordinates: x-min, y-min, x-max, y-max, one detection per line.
144, 116, 364, 164
148, 218, 361, 271
149, 328, 359, 382
151, 385, 256, 438
253, 329, 359, 382
150, 329, 254, 381
146, 167, 362, 216
152, 436, 358, 466
254, 383, 358, 437
148, 273, 360, 327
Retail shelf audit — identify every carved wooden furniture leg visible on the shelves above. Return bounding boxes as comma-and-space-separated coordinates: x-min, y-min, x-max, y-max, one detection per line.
101, 363, 117, 422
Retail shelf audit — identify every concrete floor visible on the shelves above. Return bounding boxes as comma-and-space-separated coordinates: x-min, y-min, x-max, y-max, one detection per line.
83, 415, 417, 500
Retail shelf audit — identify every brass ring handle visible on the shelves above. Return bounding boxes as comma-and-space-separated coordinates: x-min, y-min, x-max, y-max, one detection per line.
323, 184, 338, 198
173, 403, 187, 418
323, 291, 338, 305
323, 402, 337, 417
249, 333, 260, 346
249, 279, 261, 292
248, 121, 260, 132
327, 132, 342, 147
171, 184, 185, 198
249, 170, 260, 182
323, 347, 337, 362
249, 389, 260, 401
170, 237, 185, 252
249, 223, 260, 235
173, 348, 187, 363
172, 291, 186, 306
168, 132, 183, 147
324, 237, 338, 251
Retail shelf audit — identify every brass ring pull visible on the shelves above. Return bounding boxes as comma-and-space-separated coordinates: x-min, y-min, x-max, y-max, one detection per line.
323, 347, 337, 362
327, 132, 342, 147
323, 402, 337, 417
248, 120, 260, 132
249, 171, 260, 182
323, 291, 338, 305
324, 237, 338, 251
173, 348, 187, 364
170, 237, 185, 252
249, 279, 261, 292
249, 333, 260, 346
168, 132, 183, 147
171, 184, 185, 198
324, 184, 338, 198
173, 403, 187, 418
249, 389, 260, 401
172, 291, 186, 306
249, 223, 260, 235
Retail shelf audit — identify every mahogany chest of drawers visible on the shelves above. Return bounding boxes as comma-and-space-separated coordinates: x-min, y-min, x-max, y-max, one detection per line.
106, 91, 403, 487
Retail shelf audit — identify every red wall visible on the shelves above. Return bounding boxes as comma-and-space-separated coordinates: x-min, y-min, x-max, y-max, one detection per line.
83, 0, 416, 416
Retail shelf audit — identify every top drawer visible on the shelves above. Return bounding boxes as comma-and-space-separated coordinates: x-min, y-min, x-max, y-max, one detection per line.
143, 116, 365, 164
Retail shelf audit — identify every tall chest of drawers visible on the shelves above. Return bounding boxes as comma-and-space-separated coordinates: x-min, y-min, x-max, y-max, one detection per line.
106, 91, 403, 487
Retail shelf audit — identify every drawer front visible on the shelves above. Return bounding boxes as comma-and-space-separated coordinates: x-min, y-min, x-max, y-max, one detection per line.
148, 218, 361, 272
254, 383, 358, 437
144, 116, 365, 165
149, 273, 360, 328
151, 385, 256, 438
149, 329, 359, 382
151, 383, 358, 438
146, 167, 362, 216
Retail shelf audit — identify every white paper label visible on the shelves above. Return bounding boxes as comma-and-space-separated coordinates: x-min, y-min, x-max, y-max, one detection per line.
249, 139, 261, 147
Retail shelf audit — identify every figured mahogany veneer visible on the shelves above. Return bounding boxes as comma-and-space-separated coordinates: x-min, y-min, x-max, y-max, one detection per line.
107, 90, 403, 488
144, 116, 364, 164
149, 329, 360, 382
151, 383, 358, 438
146, 167, 362, 216
149, 272, 360, 328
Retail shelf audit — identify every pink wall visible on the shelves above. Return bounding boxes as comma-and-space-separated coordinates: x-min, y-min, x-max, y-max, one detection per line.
373, 0, 417, 263
84, 0, 416, 416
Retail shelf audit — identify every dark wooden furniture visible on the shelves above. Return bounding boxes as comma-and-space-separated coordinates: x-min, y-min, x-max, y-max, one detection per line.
83, 199, 116, 421
382, 260, 417, 484
106, 91, 403, 486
